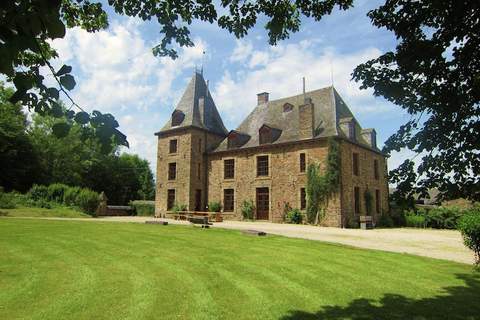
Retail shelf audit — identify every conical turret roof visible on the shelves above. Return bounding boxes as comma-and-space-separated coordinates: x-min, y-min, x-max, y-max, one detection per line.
158, 72, 227, 136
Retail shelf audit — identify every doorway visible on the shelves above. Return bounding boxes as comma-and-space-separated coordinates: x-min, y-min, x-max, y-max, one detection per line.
256, 187, 269, 220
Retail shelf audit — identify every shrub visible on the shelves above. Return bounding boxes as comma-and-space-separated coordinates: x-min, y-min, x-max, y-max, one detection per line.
286, 208, 303, 224
390, 210, 406, 227
241, 200, 255, 220
208, 201, 222, 213
377, 214, 394, 228
75, 189, 100, 216
130, 200, 155, 216
64, 186, 81, 206
172, 203, 187, 214
0, 192, 16, 209
47, 183, 69, 203
33, 198, 53, 209
457, 209, 480, 266
425, 207, 462, 229
405, 211, 426, 228
28, 184, 49, 201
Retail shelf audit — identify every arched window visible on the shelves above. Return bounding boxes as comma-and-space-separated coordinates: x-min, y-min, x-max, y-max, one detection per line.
171, 110, 185, 126
283, 103, 294, 113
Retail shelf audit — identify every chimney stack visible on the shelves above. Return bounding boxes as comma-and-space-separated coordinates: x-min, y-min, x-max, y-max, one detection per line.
257, 92, 269, 105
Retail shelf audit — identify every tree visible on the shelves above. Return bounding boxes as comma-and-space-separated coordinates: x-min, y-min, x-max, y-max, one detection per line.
1, 0, 352, 150
352, 0, 480, 202
3, 0, 478, 201
0, 82, 40, 191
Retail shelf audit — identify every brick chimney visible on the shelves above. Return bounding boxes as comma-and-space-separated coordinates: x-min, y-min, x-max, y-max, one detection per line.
257, 92, 269, 105
298, 98, 314, 139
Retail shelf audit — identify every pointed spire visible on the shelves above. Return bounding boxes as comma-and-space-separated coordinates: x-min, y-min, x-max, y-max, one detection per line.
158, 72, 228, 136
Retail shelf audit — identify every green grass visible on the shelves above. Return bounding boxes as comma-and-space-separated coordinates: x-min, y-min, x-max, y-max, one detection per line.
0, 206, 89, 218
0, 219, 479, 320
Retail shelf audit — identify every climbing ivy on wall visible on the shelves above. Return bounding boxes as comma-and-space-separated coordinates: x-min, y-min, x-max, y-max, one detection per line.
306, 138, 341, 224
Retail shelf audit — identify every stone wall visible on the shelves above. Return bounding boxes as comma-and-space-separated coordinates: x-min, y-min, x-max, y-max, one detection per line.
207, 139, 343, 226
339, 139, 389, 226
155, 128, 225, 216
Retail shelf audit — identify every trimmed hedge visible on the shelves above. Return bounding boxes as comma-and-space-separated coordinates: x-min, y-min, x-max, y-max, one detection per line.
130, 200, 155, 216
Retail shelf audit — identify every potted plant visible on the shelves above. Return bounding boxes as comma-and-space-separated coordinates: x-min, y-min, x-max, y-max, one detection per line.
208, 201, 223, 222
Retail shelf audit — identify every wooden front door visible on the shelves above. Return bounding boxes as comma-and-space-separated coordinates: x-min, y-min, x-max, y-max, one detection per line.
195, 189, 202, 211
256, 187, 269, 220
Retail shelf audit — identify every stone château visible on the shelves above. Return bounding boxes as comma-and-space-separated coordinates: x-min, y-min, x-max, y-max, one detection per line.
155, 72, 389, 227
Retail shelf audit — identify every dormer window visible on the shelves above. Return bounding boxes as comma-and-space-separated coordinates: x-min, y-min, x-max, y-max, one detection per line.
171, 110, 185, 126
283, 103, 294, 113
259, 124, 282, 145
259, 126, 272, 145
227, 131, 250, 149
348, 122, 356, 140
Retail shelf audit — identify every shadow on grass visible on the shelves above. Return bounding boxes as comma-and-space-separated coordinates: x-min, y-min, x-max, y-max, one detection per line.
280, 273, 480, 320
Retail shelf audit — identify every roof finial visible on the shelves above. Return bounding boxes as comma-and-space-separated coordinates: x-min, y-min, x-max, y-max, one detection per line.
201, 50, 205, 75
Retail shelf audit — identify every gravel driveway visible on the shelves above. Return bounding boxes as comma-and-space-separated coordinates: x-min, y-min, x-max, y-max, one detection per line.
6, 216, 473, 264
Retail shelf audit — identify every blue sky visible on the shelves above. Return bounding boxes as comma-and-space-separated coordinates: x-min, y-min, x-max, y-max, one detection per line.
49, 0, 414, 172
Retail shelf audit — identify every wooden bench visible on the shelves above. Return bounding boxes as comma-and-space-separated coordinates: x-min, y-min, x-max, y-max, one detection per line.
188, 216, 211, 228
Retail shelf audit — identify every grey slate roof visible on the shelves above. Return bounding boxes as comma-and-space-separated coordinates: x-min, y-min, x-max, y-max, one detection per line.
212, 86, 377, 152
158, 72, 228, 136
213, 86, 341, 152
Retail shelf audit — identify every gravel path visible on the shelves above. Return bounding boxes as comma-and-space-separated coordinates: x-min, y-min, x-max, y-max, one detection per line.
5, 216, 473, 264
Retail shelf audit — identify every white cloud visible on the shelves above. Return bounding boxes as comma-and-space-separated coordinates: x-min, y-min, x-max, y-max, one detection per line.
48, 19, 207, 172
213, 40, 387, 124
229, 40, 253, 63
50, 19, 206, 114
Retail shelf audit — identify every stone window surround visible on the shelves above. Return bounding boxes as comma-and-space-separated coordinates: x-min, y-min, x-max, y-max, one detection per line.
300, 187, 306, 210
223, 188, 235, 212
256, 153, 271, 178
353, 186, 361, 215
352, 152, 360, 176
168, 162, 177, 180
223, 158, 235, 180
374, 159, 379, 180
169, 139, 178, 154
167, 189, 176, 210
299, 151, 306, 174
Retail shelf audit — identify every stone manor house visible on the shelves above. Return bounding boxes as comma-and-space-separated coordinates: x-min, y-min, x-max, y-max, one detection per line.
155, 72, 389, 227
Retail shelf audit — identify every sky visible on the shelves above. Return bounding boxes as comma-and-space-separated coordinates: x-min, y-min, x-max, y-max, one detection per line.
48, 0, 415, 173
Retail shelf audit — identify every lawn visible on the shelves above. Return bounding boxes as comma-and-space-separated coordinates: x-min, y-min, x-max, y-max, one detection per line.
0, 206, 89, 218
0, 219, 479, 320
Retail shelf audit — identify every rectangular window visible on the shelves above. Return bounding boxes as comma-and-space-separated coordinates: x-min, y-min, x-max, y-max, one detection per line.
257, 155, 269, 176
299, 153, 306, 172
374, 159, 379, 180
354, 186, 360, 214
375, 189, 381, 214
353, 153, 359, 176
300, 188, 306, 210
224, 159, 235, 179
223, 189, 234, 212
197, 163, 201, 180
199, 138, 202, 152
168, 163, 176, 180
167, 189, 175, 210
169, 139, 177, 153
